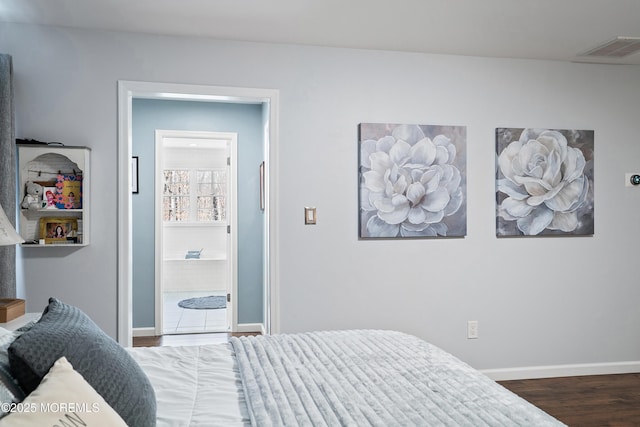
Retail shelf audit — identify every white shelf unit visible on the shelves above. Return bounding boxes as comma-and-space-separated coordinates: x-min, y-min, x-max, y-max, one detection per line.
17, 144, 90, 247
164, 256, 227, 261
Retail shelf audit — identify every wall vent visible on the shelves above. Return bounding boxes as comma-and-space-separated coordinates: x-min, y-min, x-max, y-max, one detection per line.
580, 37, 640, 58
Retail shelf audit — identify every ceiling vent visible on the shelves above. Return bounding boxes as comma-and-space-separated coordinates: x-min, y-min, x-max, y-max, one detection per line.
580, 37, 640, 58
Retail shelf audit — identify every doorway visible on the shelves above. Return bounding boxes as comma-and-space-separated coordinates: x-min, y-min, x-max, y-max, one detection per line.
117, 81, 280, 347
156, 130, 237, 334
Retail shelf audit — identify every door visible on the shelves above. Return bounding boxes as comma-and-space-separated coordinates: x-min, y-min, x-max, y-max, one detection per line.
155, 130, 238, 335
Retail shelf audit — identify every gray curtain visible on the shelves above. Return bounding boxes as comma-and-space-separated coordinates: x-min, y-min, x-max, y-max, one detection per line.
0, 54, 17, 298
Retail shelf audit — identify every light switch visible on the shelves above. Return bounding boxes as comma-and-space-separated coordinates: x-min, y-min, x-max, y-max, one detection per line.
304, 207, 316, 225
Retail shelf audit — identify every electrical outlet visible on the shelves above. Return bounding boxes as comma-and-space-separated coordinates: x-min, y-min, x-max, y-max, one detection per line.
467, 320, 479, 339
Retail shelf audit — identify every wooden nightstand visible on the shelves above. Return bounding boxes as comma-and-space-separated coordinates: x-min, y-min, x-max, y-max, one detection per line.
0, 313, 40, 331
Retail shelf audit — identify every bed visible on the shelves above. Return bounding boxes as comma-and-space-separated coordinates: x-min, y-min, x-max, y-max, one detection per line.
130, 330, 566, 426
0, 298, 566, 426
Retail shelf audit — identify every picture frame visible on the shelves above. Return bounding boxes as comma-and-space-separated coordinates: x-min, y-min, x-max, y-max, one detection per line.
495, 128, 594, 237
358, 123, 467, 239
39, 217, 78, 244
41, 186, 58, 209
132, 156, 139, 194
55, 174, 83, 209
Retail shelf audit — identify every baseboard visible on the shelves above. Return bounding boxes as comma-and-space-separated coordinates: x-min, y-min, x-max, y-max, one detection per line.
482, 360, 640, 381
236, 323, 264, 334
132, 327, 157, 337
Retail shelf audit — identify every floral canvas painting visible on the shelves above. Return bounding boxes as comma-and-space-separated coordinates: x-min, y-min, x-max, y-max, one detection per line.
359, 123, 467, 238
496, 128, 594, 237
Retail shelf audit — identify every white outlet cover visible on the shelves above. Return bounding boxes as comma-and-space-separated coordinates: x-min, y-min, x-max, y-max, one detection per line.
467, 320, 479, 339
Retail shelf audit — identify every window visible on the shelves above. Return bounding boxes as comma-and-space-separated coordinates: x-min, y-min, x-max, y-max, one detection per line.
196, 170, 226, 222
163, 169, 226, 222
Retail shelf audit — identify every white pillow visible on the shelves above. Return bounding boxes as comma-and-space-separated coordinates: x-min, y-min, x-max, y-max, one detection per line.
0, 357, 127, 426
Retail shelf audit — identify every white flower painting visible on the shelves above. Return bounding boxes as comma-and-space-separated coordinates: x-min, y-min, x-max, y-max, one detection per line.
359, 123, 467, 238
496, 128, 594, 236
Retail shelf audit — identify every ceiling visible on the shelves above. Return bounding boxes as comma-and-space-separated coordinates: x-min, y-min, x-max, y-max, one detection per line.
2, 0, 640, 65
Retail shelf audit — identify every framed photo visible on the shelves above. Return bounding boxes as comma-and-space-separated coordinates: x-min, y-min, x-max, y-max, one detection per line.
39, 218, 78, 244
55, 174, 82, 209
132, 156, 139, 194
42, 186, 58, 209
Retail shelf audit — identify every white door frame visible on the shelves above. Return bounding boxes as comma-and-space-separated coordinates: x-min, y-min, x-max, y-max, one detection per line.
117, 80, 280, 346
155, 130, 238, 335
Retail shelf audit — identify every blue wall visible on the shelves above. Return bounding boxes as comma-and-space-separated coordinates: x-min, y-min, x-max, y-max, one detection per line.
132, 99, 264, 327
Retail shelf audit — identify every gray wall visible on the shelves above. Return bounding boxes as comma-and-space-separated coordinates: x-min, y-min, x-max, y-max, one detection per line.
132, 99, 264, 328
2, 22, 640, 373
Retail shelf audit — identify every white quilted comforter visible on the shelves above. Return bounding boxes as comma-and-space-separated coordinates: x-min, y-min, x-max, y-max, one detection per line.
230, 330, 565, 427
129, 344, 251, 426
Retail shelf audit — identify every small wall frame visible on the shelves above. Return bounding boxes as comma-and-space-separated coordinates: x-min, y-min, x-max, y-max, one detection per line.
39, 217, 79, 244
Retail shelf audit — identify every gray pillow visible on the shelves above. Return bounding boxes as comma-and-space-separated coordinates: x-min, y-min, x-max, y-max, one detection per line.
8, 298, 156, 427
0, 329, 25, 418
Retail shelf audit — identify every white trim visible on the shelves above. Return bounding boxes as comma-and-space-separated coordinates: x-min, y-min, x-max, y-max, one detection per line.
227, 137, 239, 331
117, 81, 134, 347
132, 327, 157, 337
117, 80, 280, 346
236, 323, 264, 334
482, 360, 640, 381
154, 132, 163, 336
265, 95, 280, 335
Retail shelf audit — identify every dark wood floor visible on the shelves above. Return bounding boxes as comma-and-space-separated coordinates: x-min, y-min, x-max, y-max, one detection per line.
499, 374, 640, 426
132, 331, 260, 347
133, 333, 640, 426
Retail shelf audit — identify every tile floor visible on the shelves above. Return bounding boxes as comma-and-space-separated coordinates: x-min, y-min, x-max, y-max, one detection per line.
163, 290, 229, 334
